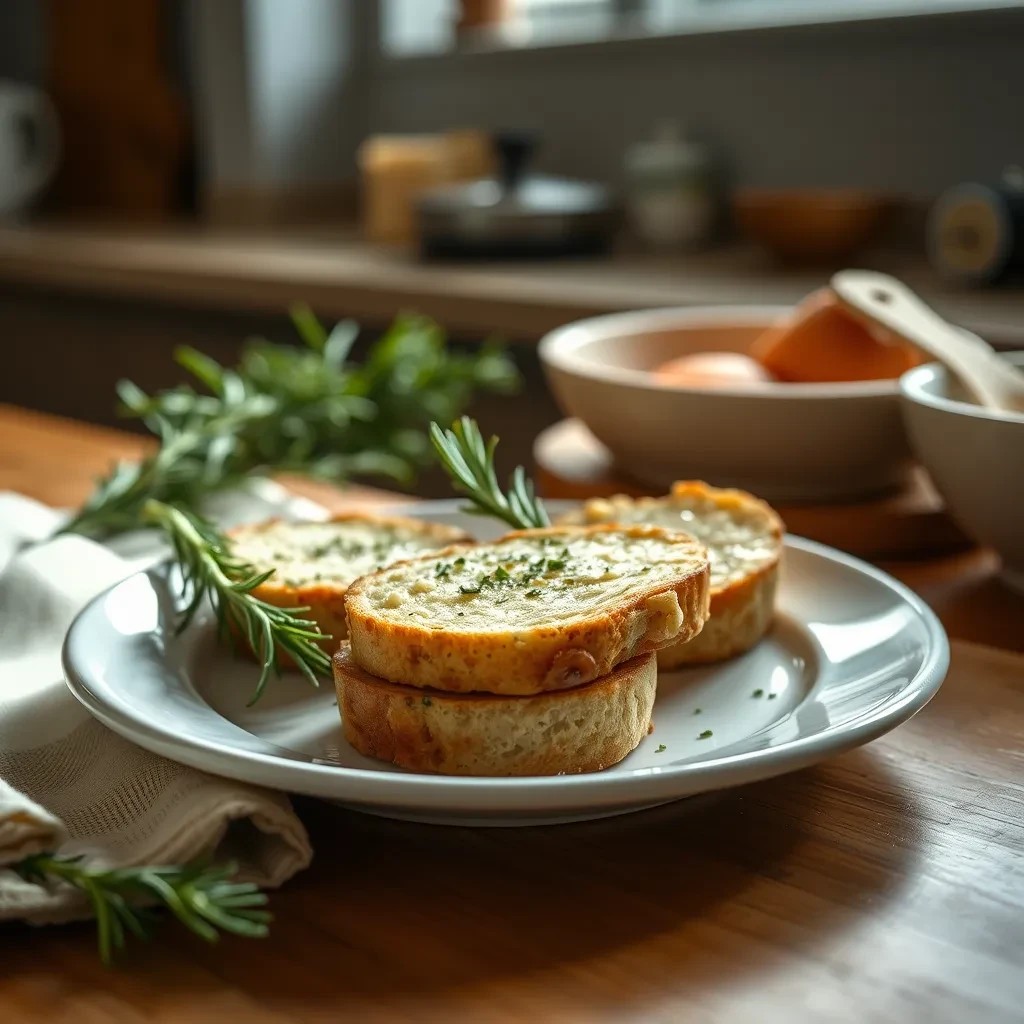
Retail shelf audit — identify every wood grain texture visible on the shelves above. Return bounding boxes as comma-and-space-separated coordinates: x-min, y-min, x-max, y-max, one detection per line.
1, 405, 1022, 1023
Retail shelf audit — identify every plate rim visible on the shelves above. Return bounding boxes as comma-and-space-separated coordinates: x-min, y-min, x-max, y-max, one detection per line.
62, 508, 950, 810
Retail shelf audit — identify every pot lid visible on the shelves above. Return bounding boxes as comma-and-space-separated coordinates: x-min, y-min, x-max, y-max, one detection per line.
418, 132, 611, 219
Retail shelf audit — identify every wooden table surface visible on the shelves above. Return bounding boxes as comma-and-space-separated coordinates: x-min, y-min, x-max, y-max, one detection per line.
1, 405, 1022, 1023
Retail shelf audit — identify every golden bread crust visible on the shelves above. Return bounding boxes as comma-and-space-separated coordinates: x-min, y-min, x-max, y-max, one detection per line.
334, 644, 657, 776
344, 524, 710, 695
558, 481, 783, 664
227, 513, 470, 660
657, 562, 778, 666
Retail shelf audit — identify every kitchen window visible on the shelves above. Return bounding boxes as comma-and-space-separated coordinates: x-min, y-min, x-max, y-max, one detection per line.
381, 0, 1024, 57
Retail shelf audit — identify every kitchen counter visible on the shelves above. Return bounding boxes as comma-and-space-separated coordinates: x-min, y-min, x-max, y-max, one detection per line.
1, 221, 1023, 342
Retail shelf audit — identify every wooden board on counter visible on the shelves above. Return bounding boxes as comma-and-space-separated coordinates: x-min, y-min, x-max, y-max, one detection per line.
534, 418, 972, 560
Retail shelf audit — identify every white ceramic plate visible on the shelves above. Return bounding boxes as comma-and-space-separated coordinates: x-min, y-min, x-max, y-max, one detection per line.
63, 502, 948, 826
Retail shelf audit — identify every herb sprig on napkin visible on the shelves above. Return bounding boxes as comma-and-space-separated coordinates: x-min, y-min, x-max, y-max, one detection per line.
14, 854, 270, 965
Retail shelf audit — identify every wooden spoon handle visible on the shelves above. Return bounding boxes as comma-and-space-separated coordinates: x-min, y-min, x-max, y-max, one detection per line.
831, 269, 1024, 412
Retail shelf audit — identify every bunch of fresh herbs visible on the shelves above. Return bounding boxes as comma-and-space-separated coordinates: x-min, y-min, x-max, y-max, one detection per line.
62, 308, 519, 539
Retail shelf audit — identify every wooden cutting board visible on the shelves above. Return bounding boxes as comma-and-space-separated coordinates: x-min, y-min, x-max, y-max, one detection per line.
534, 419, 971, 560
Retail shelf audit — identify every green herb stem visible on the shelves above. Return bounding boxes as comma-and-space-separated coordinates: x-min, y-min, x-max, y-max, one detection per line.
430, 417, 549, 530
14, 853, 270, 965
141, 499, 331, 704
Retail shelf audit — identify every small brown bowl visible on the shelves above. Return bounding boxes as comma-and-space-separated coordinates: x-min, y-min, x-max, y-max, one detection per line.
734, 189, 889, 265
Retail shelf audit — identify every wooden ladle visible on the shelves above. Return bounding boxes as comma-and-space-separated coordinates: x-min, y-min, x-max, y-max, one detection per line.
832, 269, 1024, 414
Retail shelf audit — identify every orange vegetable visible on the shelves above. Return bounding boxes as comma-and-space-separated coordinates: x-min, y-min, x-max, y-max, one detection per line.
750, 287, 924, 383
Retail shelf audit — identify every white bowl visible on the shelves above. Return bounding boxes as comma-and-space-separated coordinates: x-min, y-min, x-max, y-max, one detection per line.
539, 306, 910, 502
900, 352, 1024, 593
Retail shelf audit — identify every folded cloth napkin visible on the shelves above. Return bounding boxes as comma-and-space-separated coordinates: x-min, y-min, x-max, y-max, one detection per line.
0, 492, 313, 925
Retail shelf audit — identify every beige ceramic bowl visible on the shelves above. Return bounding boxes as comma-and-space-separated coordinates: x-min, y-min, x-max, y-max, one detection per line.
539, 306, 910, 502
900, 352, 1024, 594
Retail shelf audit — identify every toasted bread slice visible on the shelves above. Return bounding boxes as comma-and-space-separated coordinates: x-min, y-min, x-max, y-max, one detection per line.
344, 524, 709, 695
334, 643, 656, 776
228, 514, 470, 649
557, 482, 783, 666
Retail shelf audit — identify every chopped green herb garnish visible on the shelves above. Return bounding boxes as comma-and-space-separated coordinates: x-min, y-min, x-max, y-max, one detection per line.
459, 584, 481, 595
494, 565, 511, 582
435, 562, 451, 578
698, 729, 713, 740
753, 688, 764, 698
655, 744, 666, 753
693, 708, 702, 715
768, 693, 778, 700
454, 556, 466, 568
525, 589, 541, 598
308, 538, 368, 560
546, 559, 566, 572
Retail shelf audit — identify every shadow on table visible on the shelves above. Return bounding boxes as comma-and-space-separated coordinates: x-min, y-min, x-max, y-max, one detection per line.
240, 749, 922, 1000
0, 749, 925, 1014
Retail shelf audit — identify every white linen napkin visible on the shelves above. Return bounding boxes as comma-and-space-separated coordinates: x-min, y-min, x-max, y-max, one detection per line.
0, 489, 319, 925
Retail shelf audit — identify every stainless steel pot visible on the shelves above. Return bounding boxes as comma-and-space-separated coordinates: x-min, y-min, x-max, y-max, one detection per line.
417, 132, 615, 259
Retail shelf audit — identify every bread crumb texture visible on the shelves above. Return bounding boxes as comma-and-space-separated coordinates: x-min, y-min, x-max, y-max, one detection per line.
345, 524, 709, 694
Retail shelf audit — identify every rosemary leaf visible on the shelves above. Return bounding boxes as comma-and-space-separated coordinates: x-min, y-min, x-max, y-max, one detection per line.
430, 417, 550, 530
140, 499, 331, 704
13, 853, 270, 965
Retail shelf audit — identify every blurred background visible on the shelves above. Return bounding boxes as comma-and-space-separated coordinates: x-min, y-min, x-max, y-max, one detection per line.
0, 0, 1022, 494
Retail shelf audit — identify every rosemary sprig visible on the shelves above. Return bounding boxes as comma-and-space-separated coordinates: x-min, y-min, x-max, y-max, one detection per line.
430, 417, 550, 530
141, 499, 331, 704
14, 853, 270, 965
